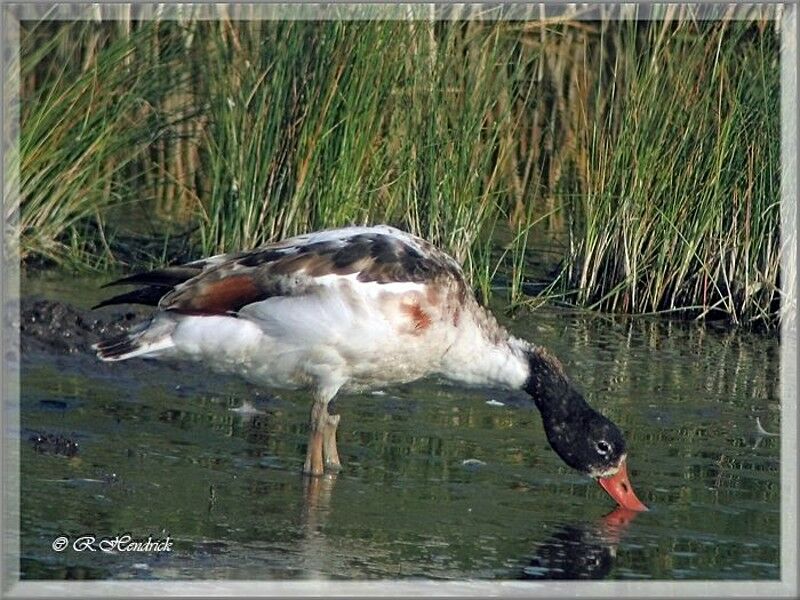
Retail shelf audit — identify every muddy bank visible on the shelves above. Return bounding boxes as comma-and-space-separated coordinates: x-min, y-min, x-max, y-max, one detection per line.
16, 297, 152, 355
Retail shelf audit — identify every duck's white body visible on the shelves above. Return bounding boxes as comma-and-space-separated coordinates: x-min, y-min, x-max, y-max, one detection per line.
98, 225, 531, 394
165, 283, 529, 394
94, 225, 532, 474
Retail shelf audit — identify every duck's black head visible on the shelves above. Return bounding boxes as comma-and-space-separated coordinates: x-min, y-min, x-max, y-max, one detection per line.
524, 346, 647, 511
539, 399, 628, 477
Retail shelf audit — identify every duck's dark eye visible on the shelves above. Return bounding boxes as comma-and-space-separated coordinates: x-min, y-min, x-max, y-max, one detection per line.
595, 440, 612, 456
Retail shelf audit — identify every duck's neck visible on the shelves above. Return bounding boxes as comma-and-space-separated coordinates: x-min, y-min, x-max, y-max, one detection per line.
439, 300, 530, 387
456, 331, 593, 423
521, 344, 592, 421
440, 303, 584, 402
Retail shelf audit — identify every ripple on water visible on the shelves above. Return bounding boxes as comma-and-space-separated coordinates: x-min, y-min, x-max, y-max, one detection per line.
18, 280, 782, 581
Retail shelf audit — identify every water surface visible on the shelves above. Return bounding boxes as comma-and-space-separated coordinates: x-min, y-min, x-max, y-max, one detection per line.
18, 272, 781, 580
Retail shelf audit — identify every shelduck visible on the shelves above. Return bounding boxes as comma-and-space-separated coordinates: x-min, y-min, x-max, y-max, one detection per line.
93, 225, 647, 511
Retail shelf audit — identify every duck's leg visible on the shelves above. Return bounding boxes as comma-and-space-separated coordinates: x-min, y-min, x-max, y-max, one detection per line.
322, 402, 341, 472
304, 400, 326, 476
303, 385, 342, 477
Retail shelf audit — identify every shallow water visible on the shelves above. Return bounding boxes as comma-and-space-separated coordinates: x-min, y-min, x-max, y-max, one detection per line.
18, 272, 781, 580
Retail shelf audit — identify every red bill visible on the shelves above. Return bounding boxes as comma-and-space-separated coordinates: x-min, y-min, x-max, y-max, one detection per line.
597, 458, 648, 512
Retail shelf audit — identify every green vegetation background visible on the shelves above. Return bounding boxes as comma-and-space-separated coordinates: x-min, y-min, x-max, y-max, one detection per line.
10, 16, 781, 326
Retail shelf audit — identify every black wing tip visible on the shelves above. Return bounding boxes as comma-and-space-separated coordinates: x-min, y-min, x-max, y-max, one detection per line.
100, 272, 166, 289
100, 266, 205, 290
95, 267, 209, 309
100, 272, 150, 289
92, 287, 166, 310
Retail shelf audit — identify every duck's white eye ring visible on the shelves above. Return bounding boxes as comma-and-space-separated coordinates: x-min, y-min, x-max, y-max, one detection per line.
595, 440, 612, 456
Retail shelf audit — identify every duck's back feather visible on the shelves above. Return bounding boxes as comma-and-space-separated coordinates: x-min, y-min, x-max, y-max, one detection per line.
96, 226, 467, 316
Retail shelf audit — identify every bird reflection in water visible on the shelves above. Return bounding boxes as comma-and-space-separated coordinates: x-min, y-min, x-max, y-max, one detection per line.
294, 473, 340, 577
302, 472, 337, 534
520, 507, 640, 580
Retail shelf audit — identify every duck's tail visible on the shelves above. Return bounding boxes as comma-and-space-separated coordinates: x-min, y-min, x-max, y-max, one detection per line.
92, 317, 176, 362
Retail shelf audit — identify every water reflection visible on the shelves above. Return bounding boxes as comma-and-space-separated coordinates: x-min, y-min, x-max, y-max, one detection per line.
302, 472, 337, 534
296, 474, 339, 578
19, 279, 781, 580
520, 508, 640, 580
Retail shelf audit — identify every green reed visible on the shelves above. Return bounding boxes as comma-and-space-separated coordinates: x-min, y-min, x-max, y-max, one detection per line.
15, 17, 781, 325
12, 21, 189, 268
565, 19, 780, 325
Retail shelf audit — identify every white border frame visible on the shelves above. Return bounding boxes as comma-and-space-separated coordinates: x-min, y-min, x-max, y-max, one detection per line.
1, 2, 797, 597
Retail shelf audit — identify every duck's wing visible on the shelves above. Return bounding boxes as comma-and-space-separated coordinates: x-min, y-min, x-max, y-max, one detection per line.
91, 253, 245, 310
94, 226, 466, 316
